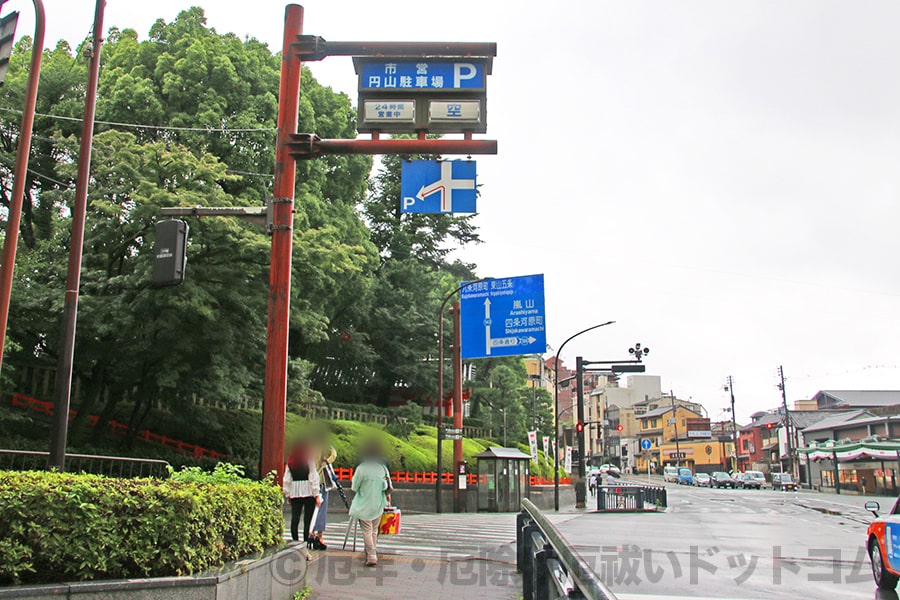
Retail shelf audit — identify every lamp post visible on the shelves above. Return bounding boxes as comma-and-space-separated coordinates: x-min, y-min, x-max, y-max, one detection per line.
553, 321, 615, 511
436, 277, 490, 513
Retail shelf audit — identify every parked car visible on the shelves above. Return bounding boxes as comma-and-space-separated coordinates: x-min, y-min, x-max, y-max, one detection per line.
693, 473, 712, 487
865, 498, 900, 590
663, 466, 679, 483
737, 473, 762, 489
744, 470, 767, 488
677, 467, 693, 485
711, 472, 737, 489
773, 473, 798, 491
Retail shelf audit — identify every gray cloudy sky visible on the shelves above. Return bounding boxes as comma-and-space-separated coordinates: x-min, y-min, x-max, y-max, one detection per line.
8, 0, 900, 423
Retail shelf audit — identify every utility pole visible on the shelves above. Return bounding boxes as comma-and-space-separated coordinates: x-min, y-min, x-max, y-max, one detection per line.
777, 365, 794, 477
671, 390, 681, 467
49, 0, 105, 471
725, 376, 738, 473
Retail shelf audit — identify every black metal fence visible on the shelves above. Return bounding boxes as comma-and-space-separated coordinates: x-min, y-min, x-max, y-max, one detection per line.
517, 498, 618, 600
596, 484, 667, 511
0, 449, 170, 478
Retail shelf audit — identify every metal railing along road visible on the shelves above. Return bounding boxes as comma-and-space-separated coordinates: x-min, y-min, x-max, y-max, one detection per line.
517, 498, 618, 600
0, 449, 170, 478
595, 484, 667, 511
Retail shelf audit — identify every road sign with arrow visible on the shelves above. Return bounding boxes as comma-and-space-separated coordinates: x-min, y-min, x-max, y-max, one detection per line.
401, 160, 476, 213
459, 274, 546, 359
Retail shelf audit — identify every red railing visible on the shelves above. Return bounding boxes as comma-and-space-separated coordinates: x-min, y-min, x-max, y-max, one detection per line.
10, 393, 228, 461
331, 466, 571, 486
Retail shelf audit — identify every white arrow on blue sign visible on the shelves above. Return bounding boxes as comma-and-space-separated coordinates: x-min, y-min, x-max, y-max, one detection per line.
459, 274, 546, 359
641, 439, 653, 450
401, 160, 477, 214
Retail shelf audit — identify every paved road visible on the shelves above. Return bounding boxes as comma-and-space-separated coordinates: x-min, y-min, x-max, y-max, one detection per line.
548, 482, 893, 599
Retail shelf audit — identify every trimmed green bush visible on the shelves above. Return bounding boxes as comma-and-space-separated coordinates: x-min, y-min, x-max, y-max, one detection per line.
0, 468, 283, 585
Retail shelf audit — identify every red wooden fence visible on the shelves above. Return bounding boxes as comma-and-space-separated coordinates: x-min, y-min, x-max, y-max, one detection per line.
10, 393, 228, 460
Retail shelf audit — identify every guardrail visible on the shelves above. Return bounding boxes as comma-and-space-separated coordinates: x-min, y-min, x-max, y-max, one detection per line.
517, 498, 618, 600
0, 449, 171, 478
595, 484, 667, 511
331, 466, 572, 487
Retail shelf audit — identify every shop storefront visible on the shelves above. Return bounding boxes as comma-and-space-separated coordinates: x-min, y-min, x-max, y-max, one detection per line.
799, 441, 900, 496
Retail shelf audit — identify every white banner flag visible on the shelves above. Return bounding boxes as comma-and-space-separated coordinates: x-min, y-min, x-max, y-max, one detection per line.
564, 446, 573, 474
528, 431, 538, 462
553, 440, 558, 467
542, 436, 550, 466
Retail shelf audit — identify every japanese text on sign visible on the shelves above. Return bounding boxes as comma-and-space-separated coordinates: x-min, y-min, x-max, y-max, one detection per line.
360, 61, 485, 90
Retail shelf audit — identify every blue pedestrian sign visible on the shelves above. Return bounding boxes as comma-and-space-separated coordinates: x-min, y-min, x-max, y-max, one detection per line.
401, 160, 477, 214
459, 274, 546, 359
641, 439, 653, 451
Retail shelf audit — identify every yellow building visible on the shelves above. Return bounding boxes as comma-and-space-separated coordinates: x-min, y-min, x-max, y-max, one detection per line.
634, 404, 734, 473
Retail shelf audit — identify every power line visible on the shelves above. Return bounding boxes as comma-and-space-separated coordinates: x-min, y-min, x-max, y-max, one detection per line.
0, 153, 73, 189
0, 106, 276, 134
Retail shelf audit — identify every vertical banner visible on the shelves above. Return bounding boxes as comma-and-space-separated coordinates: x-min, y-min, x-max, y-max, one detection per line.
542, 436, 550, 467
564, 446, 572, 474
553, 440, 558, 467
528, 430, 538, 462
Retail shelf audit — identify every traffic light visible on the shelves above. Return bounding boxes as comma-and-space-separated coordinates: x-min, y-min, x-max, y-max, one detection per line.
616, 424, 624, 432
0, 10, 18, 86
765, 423, 773, 430
575, 422, 584, 433
152, 219, 189, 286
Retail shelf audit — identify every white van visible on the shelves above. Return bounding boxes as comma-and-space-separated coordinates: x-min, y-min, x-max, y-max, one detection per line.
663, 466, 679, 482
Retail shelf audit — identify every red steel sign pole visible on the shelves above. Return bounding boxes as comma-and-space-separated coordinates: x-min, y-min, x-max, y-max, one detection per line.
262, 3, 303, 483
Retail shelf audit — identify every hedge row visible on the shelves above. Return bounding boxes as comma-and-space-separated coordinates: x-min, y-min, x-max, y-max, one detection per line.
0, 469, 284, 585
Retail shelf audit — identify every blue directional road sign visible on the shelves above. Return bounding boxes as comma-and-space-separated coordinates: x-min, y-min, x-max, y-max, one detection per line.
641, 439, 653, 451
459, 274, 546, 359
401, 160, 477, 214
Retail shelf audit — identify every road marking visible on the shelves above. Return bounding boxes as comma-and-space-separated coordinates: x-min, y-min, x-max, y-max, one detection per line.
616, 595, 764, 600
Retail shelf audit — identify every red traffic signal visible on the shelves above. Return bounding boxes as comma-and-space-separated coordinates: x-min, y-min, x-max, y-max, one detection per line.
575, 422, 584, 433
616, 425, 624, 432
765, 423, 773, 429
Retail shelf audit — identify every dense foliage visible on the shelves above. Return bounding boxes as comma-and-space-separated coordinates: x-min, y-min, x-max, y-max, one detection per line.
0, 6, 552, 452
0, 469, 283, 585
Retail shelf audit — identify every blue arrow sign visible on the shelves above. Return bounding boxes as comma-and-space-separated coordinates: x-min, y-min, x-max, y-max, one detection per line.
460, 274, 546, 359
401, 160, 477, 214
641, 439, 653, 450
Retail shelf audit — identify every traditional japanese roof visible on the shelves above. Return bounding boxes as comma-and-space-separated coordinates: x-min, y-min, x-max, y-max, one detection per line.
740, 412, 782, 432
473, 447, 532, 460
800, 409, 875, 434
813, 390, 900, 409
636, 405, 702, 420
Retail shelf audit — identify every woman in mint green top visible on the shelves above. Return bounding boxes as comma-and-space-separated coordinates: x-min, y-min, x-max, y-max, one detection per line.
349, 442, 391, 566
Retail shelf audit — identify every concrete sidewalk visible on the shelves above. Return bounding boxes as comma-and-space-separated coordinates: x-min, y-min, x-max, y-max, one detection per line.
304, 548, 521, 599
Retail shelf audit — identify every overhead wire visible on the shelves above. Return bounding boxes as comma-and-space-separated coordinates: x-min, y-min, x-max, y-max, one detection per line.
0, 106, 276, 133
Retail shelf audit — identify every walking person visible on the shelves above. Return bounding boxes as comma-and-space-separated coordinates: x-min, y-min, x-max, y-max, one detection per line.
310, 445, 338, 550
349, 439, 392, 566
283, 440, 323, 560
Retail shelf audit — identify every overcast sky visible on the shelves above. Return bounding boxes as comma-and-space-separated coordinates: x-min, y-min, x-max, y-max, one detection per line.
7, 0, 900, 423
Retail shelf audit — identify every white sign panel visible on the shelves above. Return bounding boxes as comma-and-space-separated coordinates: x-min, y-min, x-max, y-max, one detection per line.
429, 100, 481, 123
363, 100, 415, 122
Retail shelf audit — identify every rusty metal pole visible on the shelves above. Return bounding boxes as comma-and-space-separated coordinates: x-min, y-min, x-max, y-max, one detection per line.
0, 0, 45, 375
436, 305, 445, 512
48, 0, 106, 472
262, 4, 303, 484
452, 301, 463, 512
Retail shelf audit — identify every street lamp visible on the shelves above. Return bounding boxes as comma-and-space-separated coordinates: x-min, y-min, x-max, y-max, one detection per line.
553, 321, 615, 511
436, 277, 491, 513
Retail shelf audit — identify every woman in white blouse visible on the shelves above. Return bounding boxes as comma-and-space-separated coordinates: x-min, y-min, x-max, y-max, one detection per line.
283, 440, 323, 559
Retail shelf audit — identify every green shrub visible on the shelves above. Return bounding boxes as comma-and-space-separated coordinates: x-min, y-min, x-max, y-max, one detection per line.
0, 469, 283, 585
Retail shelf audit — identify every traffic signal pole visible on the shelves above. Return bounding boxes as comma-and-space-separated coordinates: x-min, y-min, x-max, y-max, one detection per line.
49, 0, 105, 471
261, 3, 304, 483
575, 356, 586, 508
